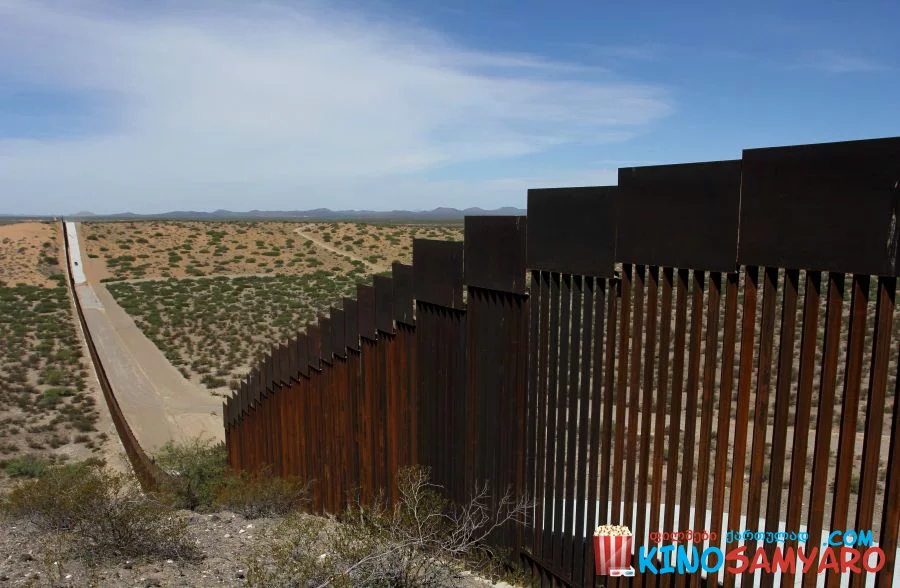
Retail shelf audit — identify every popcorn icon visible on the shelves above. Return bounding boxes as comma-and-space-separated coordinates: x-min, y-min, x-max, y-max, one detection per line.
594, 524, 634, 576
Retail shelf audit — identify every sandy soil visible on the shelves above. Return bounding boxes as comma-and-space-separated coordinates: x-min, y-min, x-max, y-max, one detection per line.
0, 222, 61, 288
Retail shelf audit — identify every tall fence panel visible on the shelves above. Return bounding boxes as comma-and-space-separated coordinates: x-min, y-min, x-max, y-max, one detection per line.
414, 239, 469, 504
223, 136, 900, 588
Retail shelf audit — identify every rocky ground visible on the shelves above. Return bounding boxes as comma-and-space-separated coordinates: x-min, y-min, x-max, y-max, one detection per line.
0, 511, 519, 588
0, 510, 278, 587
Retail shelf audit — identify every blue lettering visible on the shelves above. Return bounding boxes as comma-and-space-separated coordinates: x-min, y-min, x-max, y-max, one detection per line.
639, 547, 659, 574
828, 531, 843, 546
677, 545, 700, 574
858, 530, 874, 547
658, 545, 676, 573
844, 531, 857, 546
701, 547, 724, 573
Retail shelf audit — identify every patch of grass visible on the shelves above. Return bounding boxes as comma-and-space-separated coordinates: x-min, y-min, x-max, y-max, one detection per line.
2, 455, 50, 478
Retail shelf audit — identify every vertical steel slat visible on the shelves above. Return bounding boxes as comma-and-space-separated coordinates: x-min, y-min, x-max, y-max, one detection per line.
689, 271, 720, 588
635, 265, 657, 588
781, 271, 821, 588
552, 274, 572, 571
534, 271, 551, 562
744, 267, 778, 586
526, 271, 541, 554
625, 265, 645, 545
597, 276, 618, 530
612, 265, 632, 528
851, 277, 895, 588
561, 276, 583, 578
538, 273, 553, 587
514, 292, 529, 557
709, 271, 739, 587
573, 277, 594, 582
583, 277, 606, 588
802, 273, 845, 588
826, 274, 870, 588
674, 270, 703, 588
648, 267, 673, 588
542, 272, 561, 560
382, 332, 399, 504
660, 267, 687, 588
760, 269, 798, 588
723, 266, 759, 588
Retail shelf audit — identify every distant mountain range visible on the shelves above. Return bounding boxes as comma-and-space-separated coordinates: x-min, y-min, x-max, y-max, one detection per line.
2, 207, 526, 222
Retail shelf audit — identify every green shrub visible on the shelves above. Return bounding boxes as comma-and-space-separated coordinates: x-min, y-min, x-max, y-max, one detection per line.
154, 437, 228, 510
1, 459, 195, 561
2, 455, 50, 478
215, 466, 308, 519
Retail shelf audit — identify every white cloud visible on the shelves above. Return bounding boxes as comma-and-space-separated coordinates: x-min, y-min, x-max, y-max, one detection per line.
0, 1, 670, 213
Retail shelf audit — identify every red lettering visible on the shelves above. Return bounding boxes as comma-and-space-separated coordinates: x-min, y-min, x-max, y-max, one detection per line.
818, 548, 840, 573
747, 547, 771, 574
726, 546, 748, 573
771, 547, 795, 574
796, 546, 818, 573
839, 547, 861, 573
862, 547, 886, 573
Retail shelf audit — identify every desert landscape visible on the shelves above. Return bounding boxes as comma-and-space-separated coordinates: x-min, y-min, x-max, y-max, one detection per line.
0, 222, 117, 483
80, 220, 463, 395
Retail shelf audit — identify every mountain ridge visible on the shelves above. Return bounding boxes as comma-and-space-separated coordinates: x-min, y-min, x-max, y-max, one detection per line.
1, 206, 526, 221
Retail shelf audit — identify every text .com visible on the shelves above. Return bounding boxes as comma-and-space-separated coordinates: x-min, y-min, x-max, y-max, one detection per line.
638, 529, 885, 575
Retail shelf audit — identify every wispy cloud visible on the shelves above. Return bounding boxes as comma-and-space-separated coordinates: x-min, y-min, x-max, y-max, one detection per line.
0, 1, 671, 213
793, 49, 888, 74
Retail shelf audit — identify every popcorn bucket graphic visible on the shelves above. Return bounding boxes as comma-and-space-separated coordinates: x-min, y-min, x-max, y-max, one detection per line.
594, 525, 634, 576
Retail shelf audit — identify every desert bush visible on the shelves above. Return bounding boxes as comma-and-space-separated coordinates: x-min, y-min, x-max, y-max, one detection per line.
1, 459, 195, 561
215, 466, 309, 519
154, 437, 228, 510
246, 465, 530, 587
2, 454, 50, 478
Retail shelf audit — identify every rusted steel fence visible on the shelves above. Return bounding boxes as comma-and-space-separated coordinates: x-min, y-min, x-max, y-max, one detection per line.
225, 137, 900, 587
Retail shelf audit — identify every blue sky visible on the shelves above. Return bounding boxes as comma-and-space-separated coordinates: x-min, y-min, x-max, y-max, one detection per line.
1, 1, 898, 214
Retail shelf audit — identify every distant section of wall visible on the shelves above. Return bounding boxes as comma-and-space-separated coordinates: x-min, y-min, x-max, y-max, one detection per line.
61, 221, 168, 491
64, 221, 87, 284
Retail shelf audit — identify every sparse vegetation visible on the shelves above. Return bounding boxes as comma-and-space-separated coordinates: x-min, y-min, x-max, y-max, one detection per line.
154, 437, 308, 517
246, 465, 530, 587
82, 220, 462, 281
1, 459, 195, 562
0, 223, 104, 480
107, 271, 367, 390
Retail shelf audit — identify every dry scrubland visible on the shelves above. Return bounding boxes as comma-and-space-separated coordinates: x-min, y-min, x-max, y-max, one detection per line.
0, 442, 523, 587
82, 220, 462, 281
0, 223, 107, 483
107, 272, 363, 391
84, 221, 463, 392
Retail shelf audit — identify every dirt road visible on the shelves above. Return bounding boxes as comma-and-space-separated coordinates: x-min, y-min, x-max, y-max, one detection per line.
69, 223, 223, 452
292, 226, 387, 272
